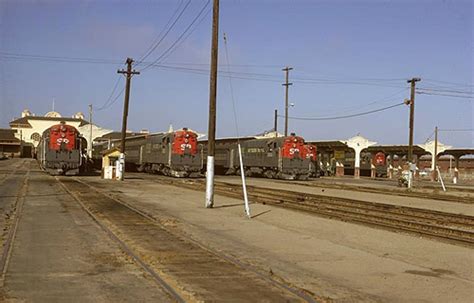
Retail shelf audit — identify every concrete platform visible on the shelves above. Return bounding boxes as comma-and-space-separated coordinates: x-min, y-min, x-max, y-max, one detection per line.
0, 159, 174, 302
1, 159, 473, 302
83, 174, 474, 303
216, 176, 474, 216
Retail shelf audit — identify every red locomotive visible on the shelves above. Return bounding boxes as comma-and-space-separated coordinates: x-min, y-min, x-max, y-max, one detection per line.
171, 128, 199, 156
303, 144, 320, 177
93, 128, 202, 177
37, 121, 86, 175
303, 144, 317, 161
373, 151, 387, 177
206, 133, 312, 180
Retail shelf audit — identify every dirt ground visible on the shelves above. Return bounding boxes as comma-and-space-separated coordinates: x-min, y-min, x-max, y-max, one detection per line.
82, 174, 474, 303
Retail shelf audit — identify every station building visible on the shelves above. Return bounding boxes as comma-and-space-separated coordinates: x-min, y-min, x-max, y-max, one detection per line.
5, 109, 112, 157
309, 135, 473, 181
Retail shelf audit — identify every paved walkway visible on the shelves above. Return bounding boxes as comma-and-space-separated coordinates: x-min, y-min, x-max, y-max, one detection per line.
0, 159, 172, 302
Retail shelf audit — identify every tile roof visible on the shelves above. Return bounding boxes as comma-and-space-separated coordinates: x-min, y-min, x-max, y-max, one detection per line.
0, 128, 20, 143
9, 116, 89, 128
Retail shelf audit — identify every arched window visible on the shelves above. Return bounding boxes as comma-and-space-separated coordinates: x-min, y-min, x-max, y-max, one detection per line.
31, 132, 41, 142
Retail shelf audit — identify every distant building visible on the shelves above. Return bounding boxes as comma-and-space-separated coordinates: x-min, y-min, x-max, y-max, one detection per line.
0, 128, 20, 156
9, 109, 112, 157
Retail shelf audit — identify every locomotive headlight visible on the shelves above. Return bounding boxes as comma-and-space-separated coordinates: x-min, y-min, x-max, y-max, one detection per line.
185, 139, 189, 143
61, 133, 66, 138
294, 139, 297, 142
185, 134, 189, 138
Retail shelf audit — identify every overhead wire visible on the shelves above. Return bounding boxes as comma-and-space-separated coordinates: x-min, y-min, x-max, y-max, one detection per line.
416, 87, 473, 95
95, 76, 125, 111
135, 0, 192, 66
439, 129, 474, 132
0, 52, 120, 65
139, 0, 211, 72
305, 87, 408, 116
423, 78, 474, 88
416, 91, 473, 99
223, 33, 240, 138
158, 5, 212, 64
1, 50, 471, 91
423, 130, 436, 144
279, 102, 406, 121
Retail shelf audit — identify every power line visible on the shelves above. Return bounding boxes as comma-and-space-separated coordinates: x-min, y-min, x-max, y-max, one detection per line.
95, 76, 125, 111
423, 78, 474, 88
159, 6, 212, 64
0, 52, 277, 69
0, 50, 470, 90
136, 0, 192, 65
416, 91, 473, 99
0, 51, 118, 63
139, 0, 211, 72
416, 87, 473, 95
0, 52, 120, 65
147, 64, 410, 87
423, 129, 436, 144
223, 33, 240, 138
279, 102, 405, 121
3, 50, 470, 93
307, 88, 408, 115
439, 129, 474, 132
161, 62, 281, 68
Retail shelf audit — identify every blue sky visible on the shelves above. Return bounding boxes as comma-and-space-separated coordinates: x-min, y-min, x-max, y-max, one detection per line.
0, 0, 472, 147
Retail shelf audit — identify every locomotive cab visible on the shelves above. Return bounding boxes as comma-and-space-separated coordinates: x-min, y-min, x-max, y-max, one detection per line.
38, 121, 84, 175
279, 133, 311, 180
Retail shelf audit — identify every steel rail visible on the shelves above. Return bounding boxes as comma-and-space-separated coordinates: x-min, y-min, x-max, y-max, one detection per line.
242, 186, 474, 228
276, 179, 474, 204
238, 191, 474, 244
141, 175, 474, 246
0, 167, 30, 286
73, 178, 319, 303
56, 177, 186, 303
0, 159, 29, 185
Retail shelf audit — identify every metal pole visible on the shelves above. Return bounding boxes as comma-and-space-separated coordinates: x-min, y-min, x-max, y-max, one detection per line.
88, 104, 93, 158
117, 58, 140, 181
205, 0, 219, 208
282, 67, 293, 137
238, 144, 251, 218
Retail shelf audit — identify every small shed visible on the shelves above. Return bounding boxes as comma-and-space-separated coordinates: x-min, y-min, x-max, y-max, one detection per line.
101, 147, 125, 180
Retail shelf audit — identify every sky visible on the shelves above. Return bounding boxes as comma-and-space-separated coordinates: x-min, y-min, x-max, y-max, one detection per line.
0, 0, 472, 147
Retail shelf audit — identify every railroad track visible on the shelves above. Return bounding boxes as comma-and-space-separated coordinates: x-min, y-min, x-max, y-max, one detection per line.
0, 164, 30, 286
143, 175, 474, 246
58, 177, 317, 303
0, 159, 29, 185
275, 179, 474, 204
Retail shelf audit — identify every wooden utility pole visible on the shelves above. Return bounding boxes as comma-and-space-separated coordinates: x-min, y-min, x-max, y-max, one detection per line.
88, 104, 93, 158
407, 77, 421, 164
274, 109, 278, 133
117, 58, 140, 181
205, 0, 219, 208
282, 67, 293, 137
